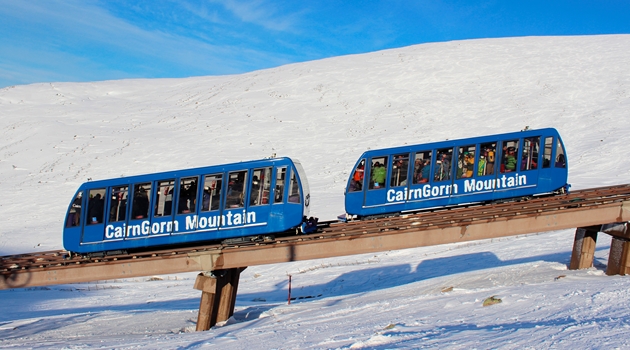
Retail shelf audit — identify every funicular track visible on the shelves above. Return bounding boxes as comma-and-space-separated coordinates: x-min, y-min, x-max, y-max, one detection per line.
2, 184, 630, 290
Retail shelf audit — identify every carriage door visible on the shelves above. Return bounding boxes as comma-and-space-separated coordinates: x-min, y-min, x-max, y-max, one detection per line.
126, 182, 152, 240
81, 188, 106, 243
454, 144, 476, 203
223, 170, 248, 230
197, 174, 223, 232
151, 179, 176, 236
520, 136, 541, 191
173, 177, 199, 234
477, 141, 499, 199
389, 153, 411, 205
346, 159, 366, 211
247, 167, 272, 226
432, 147, 455, 205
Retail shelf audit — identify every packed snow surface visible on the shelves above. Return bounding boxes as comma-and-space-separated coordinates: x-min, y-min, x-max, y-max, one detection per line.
1, 35, 630, 348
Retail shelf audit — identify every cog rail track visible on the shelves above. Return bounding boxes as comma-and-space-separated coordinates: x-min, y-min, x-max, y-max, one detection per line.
2, 184, 630, 280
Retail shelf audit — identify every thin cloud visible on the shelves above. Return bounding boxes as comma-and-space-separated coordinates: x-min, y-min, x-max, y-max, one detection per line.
0, 0, 296, 86
212, 0, 302, 32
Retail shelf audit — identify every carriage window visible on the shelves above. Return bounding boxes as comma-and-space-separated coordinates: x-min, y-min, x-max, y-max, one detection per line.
542, 137, 553, 168
456, 145, 476, 179
110, 186, 128, 222
434, 148, 453, 182
288, 170, 301, 203
177, 177, 198, 214
412, 151, 432, 184
131, 182, 151, 219
555, 139, 566, 168
274, 167, 287, 203
87, 188, 106, 225
500, 140, 519, 173
154, 180, 174, 217
479, 142, 496, 176
369, 156, 388, 189
349, 159, 365, 192
522, 137, 540, 171
250, 167, 272, 206
226, 171, 247, 209
66, 192, 84, 227
201, 174, 222, 212
390, 154, 409, 187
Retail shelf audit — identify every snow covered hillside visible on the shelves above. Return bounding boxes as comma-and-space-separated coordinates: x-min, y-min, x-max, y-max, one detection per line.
0, 35, 629, 348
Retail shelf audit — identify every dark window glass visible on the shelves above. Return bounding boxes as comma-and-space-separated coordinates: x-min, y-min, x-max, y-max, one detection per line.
434, 148, 453, 182
250, 167, 272, 206
288, 170, 301, 203
226, 171, 247, 209
349, 159, 365, 192
543, 137, 553, 168
390, 154, 410, 187
369, 156, 388, 189
66, 192, 83, 227
501, 140, 519, 173
274, 167, 287, 203
456, 145, 476, 179
131, 182, 151, 219
154, 180, 175, 217
479, 142, 496, 176
555, 139, 566, 168
110, 186, 128, 222
201, 174, 222, 212
412, 151, 432, 184
177, 177, 198, 214
87, 188, 106, 225
522, 137, 540, 171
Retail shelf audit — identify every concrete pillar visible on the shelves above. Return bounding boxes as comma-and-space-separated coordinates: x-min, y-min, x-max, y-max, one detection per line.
607, 237, 630, 276
569, 226, 599, 270
193, 267, 246, 331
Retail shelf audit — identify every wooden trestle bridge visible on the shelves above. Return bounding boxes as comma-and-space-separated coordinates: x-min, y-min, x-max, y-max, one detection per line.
2, 184, 630, 331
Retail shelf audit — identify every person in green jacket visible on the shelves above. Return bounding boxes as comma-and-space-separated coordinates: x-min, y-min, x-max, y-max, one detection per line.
371, 162, 387, 189
504, 149, 517, 171
478, 155, 486, 176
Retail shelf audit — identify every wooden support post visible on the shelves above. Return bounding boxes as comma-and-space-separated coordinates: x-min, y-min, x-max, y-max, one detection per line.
569, 226, 599, 270
193, 267, 246, 331
607, 238, 630, 276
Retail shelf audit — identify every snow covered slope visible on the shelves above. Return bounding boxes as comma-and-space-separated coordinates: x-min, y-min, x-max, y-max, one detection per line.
0, 35, 629, 348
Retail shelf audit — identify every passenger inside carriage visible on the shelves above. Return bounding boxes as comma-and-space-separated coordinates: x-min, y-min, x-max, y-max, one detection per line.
434, 151, 451, 181
88, 193, 104, 224
250, 176, 261, 205
226, 171, 246, 208
390, 154, 409, 187
556, 153, 566, 167
420, 159, 430, 182
503, 147, 517, 172
412, 152, 431, 184
351, 160, 365, 191
370, 161, 386, 189
202, 187, 211, 211
483, 143, 496, 175
133, 186, 150, 218
478, 155, 486, 176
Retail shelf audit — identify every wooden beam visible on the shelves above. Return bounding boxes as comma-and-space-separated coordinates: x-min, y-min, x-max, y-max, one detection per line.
193, 268, 245, 331
607, 238, 630, 276
569, 226, 599, 270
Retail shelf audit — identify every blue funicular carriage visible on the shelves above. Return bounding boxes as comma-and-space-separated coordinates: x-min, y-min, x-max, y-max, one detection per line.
64, 157, 311, 255
345, 128, 569, 219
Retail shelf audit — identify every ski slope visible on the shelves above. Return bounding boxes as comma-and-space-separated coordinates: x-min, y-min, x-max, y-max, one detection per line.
1, 35, 629, 348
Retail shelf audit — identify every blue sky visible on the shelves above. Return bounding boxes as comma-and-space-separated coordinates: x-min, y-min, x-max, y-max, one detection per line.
1, 0, 629, 88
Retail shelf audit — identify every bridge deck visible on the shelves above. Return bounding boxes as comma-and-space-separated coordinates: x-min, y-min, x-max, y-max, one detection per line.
2, 184, 629, 290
